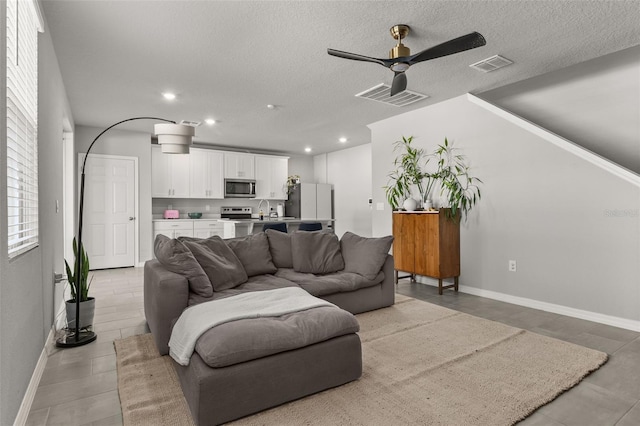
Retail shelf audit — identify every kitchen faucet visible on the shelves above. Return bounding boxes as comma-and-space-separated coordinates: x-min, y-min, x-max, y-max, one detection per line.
257, 199, 270, 220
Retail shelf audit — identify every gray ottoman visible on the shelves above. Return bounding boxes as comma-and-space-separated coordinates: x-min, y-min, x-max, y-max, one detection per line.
173, 333, 362, 425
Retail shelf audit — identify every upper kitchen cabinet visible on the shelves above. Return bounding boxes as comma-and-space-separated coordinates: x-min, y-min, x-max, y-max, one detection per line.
151, 145, 190, 197
190, 148, 224, 199
255, 155, 289, 199
224, 152, 255, 179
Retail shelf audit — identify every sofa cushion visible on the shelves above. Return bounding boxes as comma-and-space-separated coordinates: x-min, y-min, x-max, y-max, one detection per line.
266, 229, 293, 268
180, 236, 248, 292
275, 268, 384, 297
225, 232, 277, 277
188, 273, 300, 306
195, 306, 360, 368
154, 234, 213, 297
291, 231, 344, 274
340, 232, 394, 280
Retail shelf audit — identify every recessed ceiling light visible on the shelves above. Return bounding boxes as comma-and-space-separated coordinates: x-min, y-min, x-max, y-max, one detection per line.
339, 137, 347, 143
304, 147, 312, 153
162, 92, 176, 100
205, 118, 216, 125
266, 104, 275, 110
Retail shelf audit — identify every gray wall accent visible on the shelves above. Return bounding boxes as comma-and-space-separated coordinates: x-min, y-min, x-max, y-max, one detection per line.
0, 9, 74, 424
75, 126, 153, 264
480, 45, 640, 174
370, 94, 640, 322
287, 155, 314, 184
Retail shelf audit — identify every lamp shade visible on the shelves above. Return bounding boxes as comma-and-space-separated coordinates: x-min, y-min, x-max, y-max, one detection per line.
155, 123, 195, 154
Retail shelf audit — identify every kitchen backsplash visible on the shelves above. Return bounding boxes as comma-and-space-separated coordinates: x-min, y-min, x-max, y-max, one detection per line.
152, 198, 286, 219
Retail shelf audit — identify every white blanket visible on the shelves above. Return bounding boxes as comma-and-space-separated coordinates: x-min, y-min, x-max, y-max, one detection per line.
169, 287, 336, 365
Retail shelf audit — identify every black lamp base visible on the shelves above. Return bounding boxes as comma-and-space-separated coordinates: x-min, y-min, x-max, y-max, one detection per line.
56, 330, 97, 348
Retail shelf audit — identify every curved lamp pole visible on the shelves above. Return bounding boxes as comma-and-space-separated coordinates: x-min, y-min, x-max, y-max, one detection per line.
56, 117, 195, 348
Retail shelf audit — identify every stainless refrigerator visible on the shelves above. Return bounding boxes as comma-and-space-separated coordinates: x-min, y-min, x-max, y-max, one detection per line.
285, 183, 332, 219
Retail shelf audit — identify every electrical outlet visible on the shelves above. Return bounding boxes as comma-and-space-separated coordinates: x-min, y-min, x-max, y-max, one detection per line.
205, 205, 210, 211
508, 260, 517, 272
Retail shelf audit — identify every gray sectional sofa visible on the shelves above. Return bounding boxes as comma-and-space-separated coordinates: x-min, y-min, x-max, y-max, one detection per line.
144, 229, 394, 425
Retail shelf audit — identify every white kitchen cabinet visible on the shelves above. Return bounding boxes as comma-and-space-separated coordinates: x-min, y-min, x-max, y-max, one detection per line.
255, 155, 289, 199
151, 145, 190, 197
224, 152, 255, 179
153, 220, 235, 248
153, 221, 194, 240
190, 148, 224, 199
193, 220, 235, 239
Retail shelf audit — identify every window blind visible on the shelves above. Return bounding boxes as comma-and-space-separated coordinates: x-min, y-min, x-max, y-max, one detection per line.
6, 0, 41, 257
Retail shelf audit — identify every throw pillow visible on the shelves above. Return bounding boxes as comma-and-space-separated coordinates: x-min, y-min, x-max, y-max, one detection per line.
291, 231, 344, 274
225, 233, 277, 277
180, 236, 248, 291
265, 229, 293, 268
154, 234, 213, 297
340, 231, 393, 280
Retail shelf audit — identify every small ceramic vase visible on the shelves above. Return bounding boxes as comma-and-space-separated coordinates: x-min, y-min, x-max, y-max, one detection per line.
403, 198, 418, 211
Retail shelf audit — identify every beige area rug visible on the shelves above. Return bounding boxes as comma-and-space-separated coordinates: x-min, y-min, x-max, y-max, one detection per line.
115, 295, 607, 426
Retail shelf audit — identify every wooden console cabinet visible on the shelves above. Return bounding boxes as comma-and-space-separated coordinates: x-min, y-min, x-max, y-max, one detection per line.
392, 210, 460, 295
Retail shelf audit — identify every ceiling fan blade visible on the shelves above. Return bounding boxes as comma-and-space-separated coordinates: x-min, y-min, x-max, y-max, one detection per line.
409, 32, 486, 65
327, 48, 391, 67
390, 72, 407, 96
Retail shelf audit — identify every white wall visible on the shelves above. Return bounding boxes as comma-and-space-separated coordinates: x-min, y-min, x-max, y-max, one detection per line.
326, 144, 373, 237
370, 95, 640, 325
75, 126, 153, 264
313, 154, 327, 184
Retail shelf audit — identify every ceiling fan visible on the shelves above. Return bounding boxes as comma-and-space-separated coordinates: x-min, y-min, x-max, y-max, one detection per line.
328, 25, 486, 96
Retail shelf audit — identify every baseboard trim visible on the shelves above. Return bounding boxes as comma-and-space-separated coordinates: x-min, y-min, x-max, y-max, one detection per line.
413, 277, 640, 332
13, 328, 55, 426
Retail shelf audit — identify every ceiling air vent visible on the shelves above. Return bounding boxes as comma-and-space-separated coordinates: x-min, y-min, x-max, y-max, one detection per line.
355, 83, 429, 107
469, 55, 513, 73
180, 120, 201, 127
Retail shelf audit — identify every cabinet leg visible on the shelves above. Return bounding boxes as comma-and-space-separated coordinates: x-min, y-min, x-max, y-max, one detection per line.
438, 279, 443, 295
394, 270, 398, 286
454, 276, 459, 292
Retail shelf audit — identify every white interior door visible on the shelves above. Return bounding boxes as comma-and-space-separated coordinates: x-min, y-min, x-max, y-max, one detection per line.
81, 154, 137, 269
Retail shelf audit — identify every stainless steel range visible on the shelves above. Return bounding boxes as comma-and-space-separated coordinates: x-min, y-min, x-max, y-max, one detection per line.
221, 206, 252, 220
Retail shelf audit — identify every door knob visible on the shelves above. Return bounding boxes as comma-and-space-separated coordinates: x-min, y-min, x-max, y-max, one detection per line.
129, 217, 136, 221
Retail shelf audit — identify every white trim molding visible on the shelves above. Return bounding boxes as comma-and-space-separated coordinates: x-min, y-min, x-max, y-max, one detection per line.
13, 328, 55, 426
467, 93, 640, 188
459, 284, 640, 332
414, 277, 640, 332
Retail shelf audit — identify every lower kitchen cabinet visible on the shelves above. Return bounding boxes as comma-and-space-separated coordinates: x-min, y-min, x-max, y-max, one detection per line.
153, 220, 194, 240
193, 220, 236, 239
152, 220, 236, 249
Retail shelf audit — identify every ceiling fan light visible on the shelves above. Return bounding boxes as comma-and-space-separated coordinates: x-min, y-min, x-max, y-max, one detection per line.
390, 62, 410, 72
155, 123, 195, 154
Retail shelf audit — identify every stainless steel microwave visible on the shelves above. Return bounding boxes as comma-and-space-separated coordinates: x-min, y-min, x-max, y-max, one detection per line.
224, 179, 256, 198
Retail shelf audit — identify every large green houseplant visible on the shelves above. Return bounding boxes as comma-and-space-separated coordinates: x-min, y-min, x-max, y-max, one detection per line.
385, 136, 482, 221
64, 238, 95, 329
384, 136, 432, 210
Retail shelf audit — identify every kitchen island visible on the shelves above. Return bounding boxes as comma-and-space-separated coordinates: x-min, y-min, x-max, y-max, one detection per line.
152, 217, 335, 240
230, 217, 335, 235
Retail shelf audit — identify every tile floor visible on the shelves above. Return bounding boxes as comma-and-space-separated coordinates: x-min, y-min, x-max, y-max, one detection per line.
26, 268, 640, 426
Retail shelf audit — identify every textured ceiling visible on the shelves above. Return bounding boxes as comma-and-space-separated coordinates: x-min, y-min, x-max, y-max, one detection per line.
41, 0, 640, 155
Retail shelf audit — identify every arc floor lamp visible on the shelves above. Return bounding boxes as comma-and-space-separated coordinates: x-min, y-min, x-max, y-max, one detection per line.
56, 117, 195, 348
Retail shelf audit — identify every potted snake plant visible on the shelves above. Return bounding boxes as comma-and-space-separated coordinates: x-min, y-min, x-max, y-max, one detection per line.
65, 238, 95, 330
